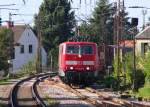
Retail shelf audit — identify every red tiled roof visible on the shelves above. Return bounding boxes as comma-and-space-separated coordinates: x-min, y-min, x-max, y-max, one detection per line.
119, 40, 134, 47
12, 25, 26, 43
0, 25, 26, 43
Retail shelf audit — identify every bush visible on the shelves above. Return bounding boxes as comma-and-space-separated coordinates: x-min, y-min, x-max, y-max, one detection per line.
131, 69, 145, 90
112, 53, 145, 91
141, 52, 150, 85
104, 76, 118, 90
112, 53, 133, 90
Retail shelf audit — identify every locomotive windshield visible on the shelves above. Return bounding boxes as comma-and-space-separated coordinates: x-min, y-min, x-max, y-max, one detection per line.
67, 45, 79, 54
66, 45, 93, 54
81, 45, 93, 54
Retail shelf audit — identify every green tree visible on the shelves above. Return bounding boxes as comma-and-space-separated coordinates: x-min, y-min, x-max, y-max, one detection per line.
89, 0, 114, 44
78, 0, 131, 45
0, 28, 11, 76
78, 22, 98, 42
34, 0, 75, 67
77, 0, 116, 44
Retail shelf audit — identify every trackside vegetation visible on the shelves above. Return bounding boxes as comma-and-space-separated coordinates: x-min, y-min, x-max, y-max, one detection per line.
107, 52, 150, 99
45, 94, 60, 107
0, 28, 12, 76
0, 60, 36, 84
16, 59, 36, 77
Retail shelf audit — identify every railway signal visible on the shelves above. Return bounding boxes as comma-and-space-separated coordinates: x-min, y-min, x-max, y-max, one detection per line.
131, 18, 138, 27
129, 6, 149, 29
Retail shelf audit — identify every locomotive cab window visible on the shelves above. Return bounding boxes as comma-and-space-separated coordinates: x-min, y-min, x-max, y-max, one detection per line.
67, 45, 79, 54
81, 45, 93, 54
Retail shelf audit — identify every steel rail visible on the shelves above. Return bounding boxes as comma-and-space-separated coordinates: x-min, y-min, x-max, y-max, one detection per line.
10, 72, 57, 107
31, 73, 57, 107
55, 83, 103, 107
58, 83, 124, 107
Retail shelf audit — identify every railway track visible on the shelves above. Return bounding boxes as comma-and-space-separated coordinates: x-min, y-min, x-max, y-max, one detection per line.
32, 76, 150, 107
53, 81, 124, 107
85, 87, 126, 107
55, 81, 150, 107
10, 72, 57, 107
85, 87, 150, 107
69, 86, 123, 107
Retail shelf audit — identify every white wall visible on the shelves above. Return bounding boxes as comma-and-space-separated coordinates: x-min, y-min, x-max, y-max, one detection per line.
136, 39, 150, 55
12, 27, 47, 73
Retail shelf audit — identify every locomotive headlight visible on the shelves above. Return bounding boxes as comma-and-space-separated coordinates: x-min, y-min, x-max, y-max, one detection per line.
86, 67, 90, 70
78, 54, 82, 58
70, 67, 73, 70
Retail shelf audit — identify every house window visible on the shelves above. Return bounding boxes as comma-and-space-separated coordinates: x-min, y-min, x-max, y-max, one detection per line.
141, 43, 150, 55
29, 44, 33, 53
144, 43, 150, 53
11, 48, 15, 59
20, 45, 24, 53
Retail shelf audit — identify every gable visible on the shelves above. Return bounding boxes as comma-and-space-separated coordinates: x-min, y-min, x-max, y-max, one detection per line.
18, 27, 38, 44
135, 26, 150, 39
12, 25, 26, 43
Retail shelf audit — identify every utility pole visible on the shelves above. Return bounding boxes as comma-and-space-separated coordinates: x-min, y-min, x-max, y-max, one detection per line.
8, 13, 14, 73
36, 16, 42, 73
116, 0, 121, 89
114, 0, 124, 89
128, 6, 140, 90
50, 53, 53, 71
133, 27, 136, 90
130, 18, 138, 90
100, 15, 106, 70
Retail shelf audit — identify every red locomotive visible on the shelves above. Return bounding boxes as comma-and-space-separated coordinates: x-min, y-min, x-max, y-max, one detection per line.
58, 41, 104, 83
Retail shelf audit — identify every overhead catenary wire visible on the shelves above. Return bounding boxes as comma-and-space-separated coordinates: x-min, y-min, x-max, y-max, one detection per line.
0, 4, 16, 7
7, 0, 35, 26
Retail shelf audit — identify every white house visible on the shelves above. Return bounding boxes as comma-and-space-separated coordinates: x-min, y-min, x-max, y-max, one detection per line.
135, 26, 150, 56
10, 25, 47, 73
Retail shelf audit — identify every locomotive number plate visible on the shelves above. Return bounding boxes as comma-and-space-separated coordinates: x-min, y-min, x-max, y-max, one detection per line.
77, 61, 83, 65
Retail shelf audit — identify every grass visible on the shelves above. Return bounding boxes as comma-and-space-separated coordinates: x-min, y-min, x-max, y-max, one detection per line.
125, 87, 150, 100
47, 99, 59, 107
0, 76, 17, 85
138, 86, 150, 98
0, 72, 31, 85
0, 60, 38, 85
45, 95, 59, 107
0, 75, 12, 85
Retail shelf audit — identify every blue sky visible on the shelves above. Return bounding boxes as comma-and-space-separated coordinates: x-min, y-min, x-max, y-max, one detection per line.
0, 0, 150, 28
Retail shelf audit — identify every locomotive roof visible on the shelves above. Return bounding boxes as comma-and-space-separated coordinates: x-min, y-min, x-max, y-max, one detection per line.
60, 41, 97, 45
